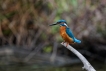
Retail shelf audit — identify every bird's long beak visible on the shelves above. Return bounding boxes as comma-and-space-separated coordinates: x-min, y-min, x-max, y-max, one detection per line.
49, 23, 58, 26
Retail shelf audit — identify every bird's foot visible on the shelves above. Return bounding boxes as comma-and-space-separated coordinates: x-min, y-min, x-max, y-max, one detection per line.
62, 42, 65, 44
66, 43, 69, 47
61, 42, 69, 47
61, 40, 66, 44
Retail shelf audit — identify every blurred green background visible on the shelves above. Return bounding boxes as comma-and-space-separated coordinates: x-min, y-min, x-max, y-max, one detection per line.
0, 0, 106, 71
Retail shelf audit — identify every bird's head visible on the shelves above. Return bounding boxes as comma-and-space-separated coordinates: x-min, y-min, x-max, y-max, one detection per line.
49, 20, 68, 27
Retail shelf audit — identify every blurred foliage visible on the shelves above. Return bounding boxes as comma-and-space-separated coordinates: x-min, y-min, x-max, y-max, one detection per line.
0, 1, 106, 71
51, 26, 59, 34
0, 62, 105, 71
0, 0, 106, 60
43, 46, 52, 53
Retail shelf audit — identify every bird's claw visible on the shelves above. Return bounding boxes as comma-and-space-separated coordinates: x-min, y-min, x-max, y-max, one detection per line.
66, 43, 69, 47
62, 42, 65, 44
61, 42, 69, 47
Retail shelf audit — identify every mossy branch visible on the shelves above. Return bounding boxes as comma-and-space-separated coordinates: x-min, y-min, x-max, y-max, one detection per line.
61, 42, 96, 71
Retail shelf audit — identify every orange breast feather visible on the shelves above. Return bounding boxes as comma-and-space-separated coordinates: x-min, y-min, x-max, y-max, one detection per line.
60, 26, 74, 44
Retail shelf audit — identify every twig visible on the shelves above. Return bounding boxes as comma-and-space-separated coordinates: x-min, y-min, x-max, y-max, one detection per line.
61, 42, 96, 71
24, 43, 47, 62
50, 41, 58, 62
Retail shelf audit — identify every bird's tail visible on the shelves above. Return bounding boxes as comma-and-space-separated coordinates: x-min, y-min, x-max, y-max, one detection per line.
74, 38, 81, 43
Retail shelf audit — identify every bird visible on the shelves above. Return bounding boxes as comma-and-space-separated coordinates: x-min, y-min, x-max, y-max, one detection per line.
49, 20, 81, 47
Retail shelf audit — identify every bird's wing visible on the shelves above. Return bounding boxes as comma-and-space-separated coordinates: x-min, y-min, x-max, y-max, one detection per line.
66, 27, 81, 43
66, 28, 75, 40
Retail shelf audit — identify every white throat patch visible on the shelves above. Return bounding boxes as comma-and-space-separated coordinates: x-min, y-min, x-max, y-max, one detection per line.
64, 23, 68, 27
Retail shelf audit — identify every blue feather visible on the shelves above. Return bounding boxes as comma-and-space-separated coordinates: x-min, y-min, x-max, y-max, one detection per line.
57, 20, 67, 23
66, 27, 81, 43
74, 38, 81, 43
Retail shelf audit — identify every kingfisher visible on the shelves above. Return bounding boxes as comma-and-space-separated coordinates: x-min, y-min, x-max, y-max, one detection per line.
50, 20, 81, 46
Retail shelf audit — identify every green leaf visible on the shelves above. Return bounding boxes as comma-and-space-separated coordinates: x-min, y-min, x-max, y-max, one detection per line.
41, 33, 47, 40
43, 46, 52, 53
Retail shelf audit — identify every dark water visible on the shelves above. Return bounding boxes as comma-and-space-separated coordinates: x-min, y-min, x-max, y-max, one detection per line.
0, 62, 105, 71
